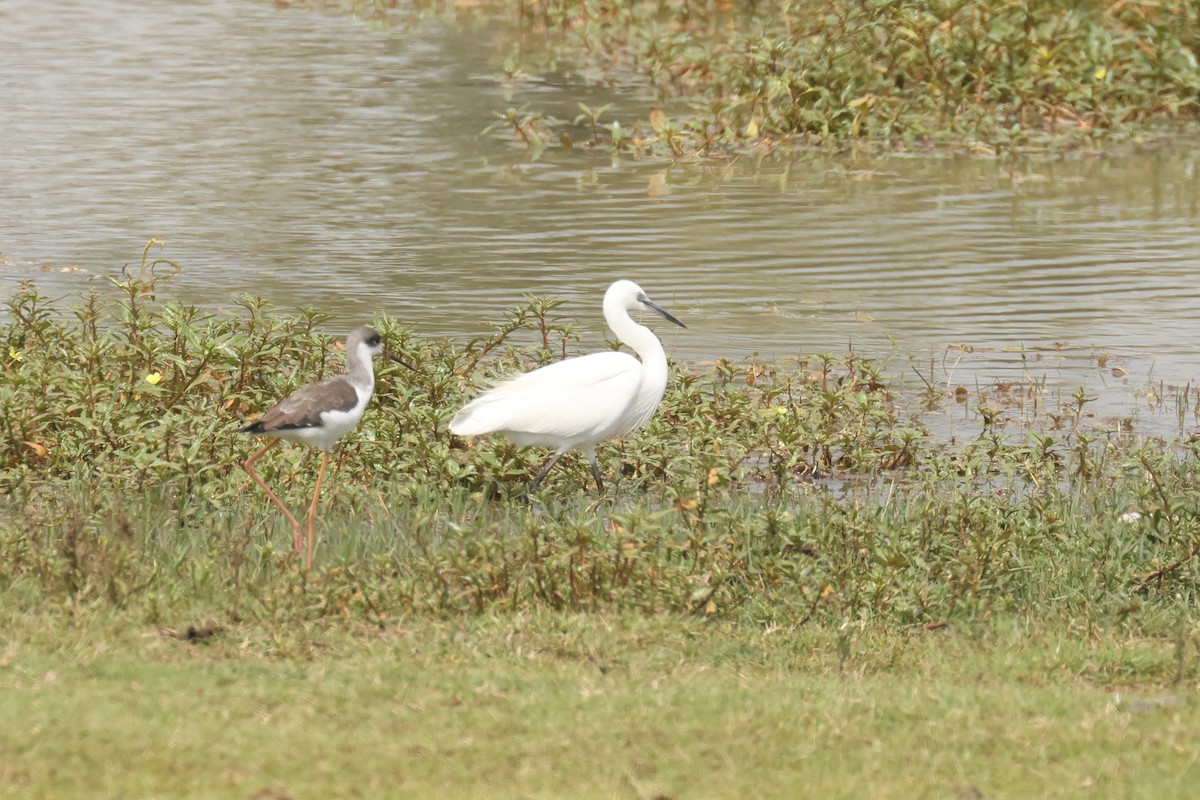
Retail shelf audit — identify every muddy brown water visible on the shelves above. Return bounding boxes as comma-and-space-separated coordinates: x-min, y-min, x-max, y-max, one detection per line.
3, 0, 1200, 432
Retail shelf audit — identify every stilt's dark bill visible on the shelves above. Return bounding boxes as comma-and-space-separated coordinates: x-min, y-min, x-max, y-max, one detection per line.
388, 353, 417, 371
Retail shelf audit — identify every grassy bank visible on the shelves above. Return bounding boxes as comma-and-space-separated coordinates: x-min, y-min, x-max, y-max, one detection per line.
3, 616, 1197, 798
332, 0, 1200, 156
4, 250, 1200, 795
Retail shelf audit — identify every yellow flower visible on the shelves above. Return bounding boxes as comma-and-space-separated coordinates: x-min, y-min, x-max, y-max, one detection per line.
145, 372, 162, 385
8, 347, 22, 362
1094, 66, 1108, 80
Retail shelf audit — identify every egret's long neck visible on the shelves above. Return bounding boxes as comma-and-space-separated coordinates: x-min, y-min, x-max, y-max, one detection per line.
346, 343, 377, 393
604, 298, 668, 384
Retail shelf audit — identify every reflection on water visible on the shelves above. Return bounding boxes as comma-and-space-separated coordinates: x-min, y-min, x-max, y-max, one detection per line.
3, 0, 1200, 426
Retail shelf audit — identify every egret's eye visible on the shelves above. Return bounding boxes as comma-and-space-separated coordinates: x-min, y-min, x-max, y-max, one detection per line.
367, 335, 382, 347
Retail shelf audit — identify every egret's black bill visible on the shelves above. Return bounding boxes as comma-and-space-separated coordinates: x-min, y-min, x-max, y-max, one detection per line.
643, 298, 686, 329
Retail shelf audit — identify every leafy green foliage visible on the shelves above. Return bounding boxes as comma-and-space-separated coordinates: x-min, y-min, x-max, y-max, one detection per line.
3, 248, 1199, 644
343, 0, 1200, 155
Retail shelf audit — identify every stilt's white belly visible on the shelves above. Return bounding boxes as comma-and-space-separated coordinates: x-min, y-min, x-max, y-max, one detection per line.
275, 397, 368, 452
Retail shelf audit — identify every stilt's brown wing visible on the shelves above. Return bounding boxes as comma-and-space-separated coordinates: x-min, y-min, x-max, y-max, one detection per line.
239, 376, 358, 433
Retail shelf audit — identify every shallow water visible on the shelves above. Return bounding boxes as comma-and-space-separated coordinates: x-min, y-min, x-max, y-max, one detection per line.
3, 0, 1200, 428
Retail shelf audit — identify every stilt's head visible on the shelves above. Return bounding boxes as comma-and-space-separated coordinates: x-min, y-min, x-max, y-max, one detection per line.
604, 280, 687, 329
346, 325, 416, 371
347, 326, 386, 363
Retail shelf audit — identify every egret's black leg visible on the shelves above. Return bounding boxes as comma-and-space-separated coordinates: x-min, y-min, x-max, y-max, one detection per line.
586, 448, 605, 492
526, 449, 567, 496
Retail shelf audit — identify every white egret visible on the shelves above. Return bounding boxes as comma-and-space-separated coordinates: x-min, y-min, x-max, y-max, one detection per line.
450, 280, 686, 493
237, 326, 410, 567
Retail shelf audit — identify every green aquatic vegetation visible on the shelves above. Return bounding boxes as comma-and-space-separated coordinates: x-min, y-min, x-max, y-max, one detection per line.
3, 247, 1199, 639
0, 248, 916, 505
562, 0, 1199, 153
329, 0, 1200, 155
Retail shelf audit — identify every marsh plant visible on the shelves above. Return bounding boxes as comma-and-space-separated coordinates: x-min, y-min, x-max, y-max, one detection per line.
1, 247, 1199, 645
332, 0, 1200, 156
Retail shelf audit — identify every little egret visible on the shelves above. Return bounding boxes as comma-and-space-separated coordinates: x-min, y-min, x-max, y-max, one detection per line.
237, 325, 408, 567
450, 279, 686, 493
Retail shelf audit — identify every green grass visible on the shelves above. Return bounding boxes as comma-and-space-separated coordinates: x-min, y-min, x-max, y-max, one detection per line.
5, 252, 1200, 796
2, 614, 1197, 798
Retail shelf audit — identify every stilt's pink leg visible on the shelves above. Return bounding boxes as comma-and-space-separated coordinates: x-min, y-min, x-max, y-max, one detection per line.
305, 452, 331, 570
243, 439, 303, 555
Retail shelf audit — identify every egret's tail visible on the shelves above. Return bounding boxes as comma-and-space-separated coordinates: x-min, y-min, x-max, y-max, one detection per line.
449, 401, 495, 436
450, 374, 528, 436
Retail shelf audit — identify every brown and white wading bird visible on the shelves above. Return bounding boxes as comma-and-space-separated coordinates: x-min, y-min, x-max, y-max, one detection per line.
237, 326, 405, 567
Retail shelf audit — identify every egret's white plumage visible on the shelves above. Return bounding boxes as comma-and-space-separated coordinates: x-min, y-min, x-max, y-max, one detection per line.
451, 280, 685, 493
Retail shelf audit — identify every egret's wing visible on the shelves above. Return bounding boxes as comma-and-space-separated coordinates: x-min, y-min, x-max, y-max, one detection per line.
450, 352, 642, 443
